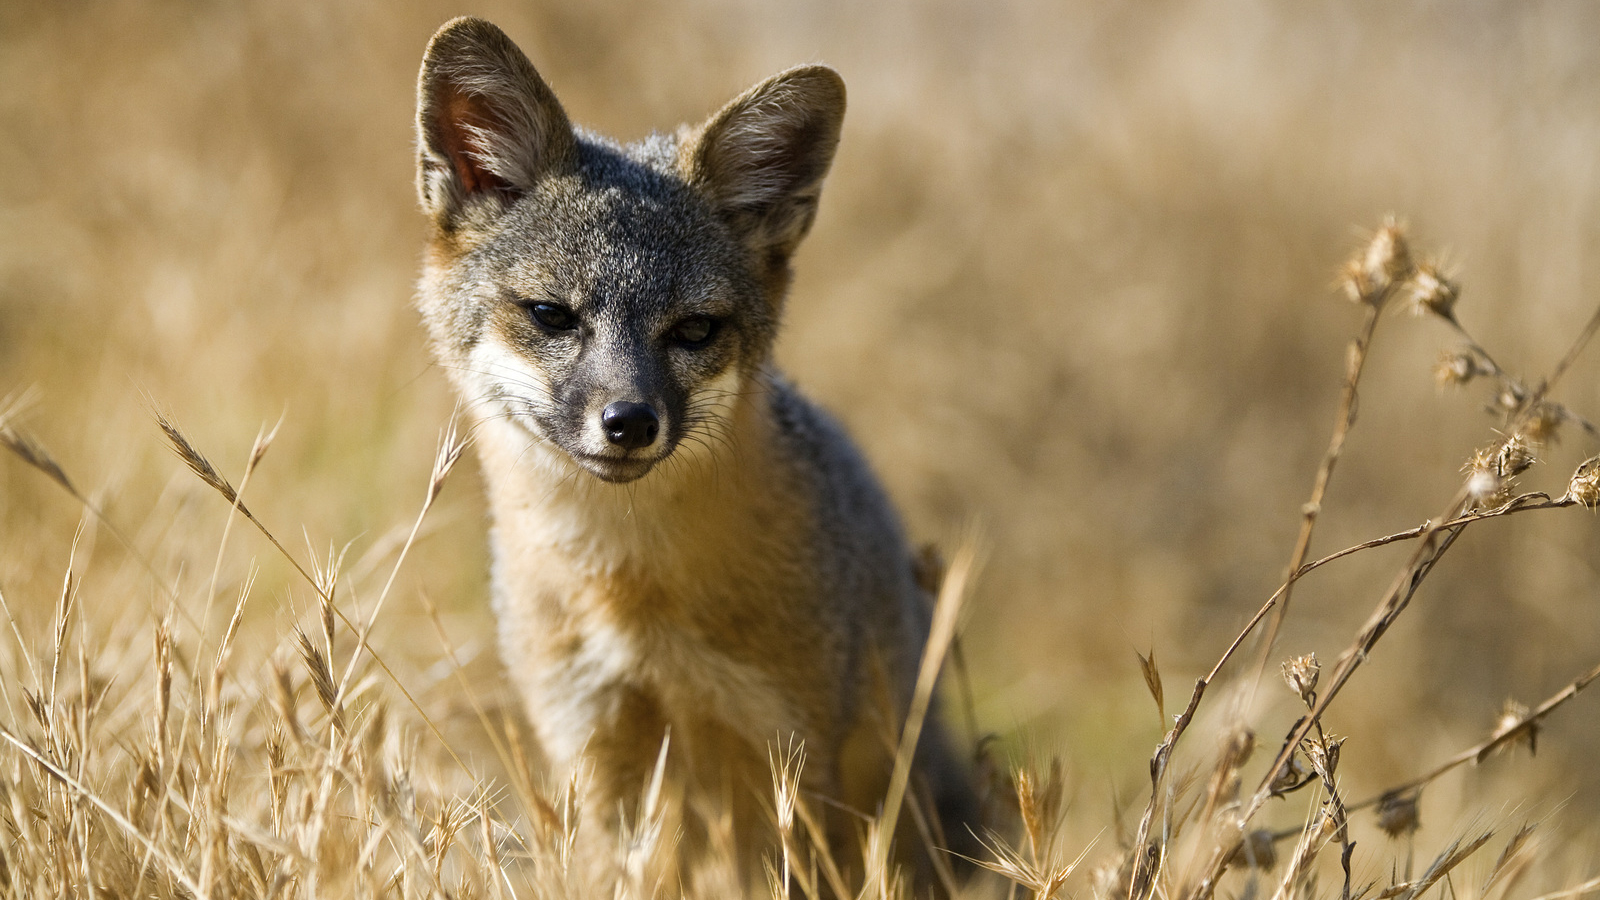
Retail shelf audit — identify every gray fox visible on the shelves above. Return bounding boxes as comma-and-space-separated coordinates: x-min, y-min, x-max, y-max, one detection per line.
414, 16, 979, 888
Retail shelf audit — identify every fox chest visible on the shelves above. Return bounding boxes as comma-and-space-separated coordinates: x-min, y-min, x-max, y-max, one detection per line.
491, 554, 814, 763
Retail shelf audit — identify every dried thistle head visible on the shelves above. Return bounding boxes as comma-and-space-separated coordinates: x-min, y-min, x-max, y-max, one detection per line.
1518, 402, 1563, 444
1433, 351, 1479, 388
1304, 734, 1345, 781
1492, 385, 1528, 421
1342, 217, 1412, 303
1281, 653, 1319, 706
1569, 456, 1600, 509
1220, 726, 1255, 766
1494, 434, 1536, 478
1376, 790, 1421, 838
1463, 448, 1507, 507
1406, 261, 1459, 321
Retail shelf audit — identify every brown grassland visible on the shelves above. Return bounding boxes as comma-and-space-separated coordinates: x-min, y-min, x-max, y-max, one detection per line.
3, 1, 1600, 897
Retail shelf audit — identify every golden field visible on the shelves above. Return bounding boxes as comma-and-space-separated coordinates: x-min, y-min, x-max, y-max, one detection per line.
2, 1, 1600, 895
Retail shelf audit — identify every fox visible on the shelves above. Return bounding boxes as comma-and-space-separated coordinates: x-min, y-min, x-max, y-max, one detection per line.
413, 16, 980, 889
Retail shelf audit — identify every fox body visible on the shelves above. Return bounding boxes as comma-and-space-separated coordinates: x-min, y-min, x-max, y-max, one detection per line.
414, 17, 977, 882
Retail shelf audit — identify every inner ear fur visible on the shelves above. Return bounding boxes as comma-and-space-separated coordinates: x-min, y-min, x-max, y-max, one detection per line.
681, 66, 847, 266
416, 17, 576, 228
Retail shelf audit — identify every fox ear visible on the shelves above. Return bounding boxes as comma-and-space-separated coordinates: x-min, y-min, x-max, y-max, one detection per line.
683, 66, 846, 273
416, 17, 575, 229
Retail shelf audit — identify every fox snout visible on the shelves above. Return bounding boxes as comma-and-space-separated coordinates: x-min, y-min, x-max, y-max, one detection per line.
564, 387, 673, 483
600, 401, 659, 450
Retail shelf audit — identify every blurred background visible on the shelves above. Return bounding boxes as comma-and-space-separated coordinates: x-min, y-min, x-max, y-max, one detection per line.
4, 0, 1600, 877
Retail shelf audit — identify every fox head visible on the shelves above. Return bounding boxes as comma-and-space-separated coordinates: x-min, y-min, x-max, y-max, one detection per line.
414, 18, 845, 484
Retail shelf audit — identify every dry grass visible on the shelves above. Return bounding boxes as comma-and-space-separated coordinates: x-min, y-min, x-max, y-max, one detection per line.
5, 1, 1600, 897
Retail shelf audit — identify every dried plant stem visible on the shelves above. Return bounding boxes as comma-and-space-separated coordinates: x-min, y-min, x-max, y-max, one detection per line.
1150, 487, 1576, 812
0, 412, 201, 631
1187, 299, 1600, 900
1253, 299, 1384, 688
335, 417, 465, 703
156, 413, 474, 779
1297, 493, 1572, 573
415, 587, 561, 835
1183, 512, 1472, 900
334, 495, 427, 702
1533, 302, 1600, 399
1442, 310, 1600, 441
0, 726, 209, 899
1129, 294, 1388, 900
1350, 655, 1600, 812
867, 537, 976, 892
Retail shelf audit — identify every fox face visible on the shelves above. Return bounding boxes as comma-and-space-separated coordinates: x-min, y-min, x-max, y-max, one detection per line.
415, 19, 844, 483
435, 162, 768, 483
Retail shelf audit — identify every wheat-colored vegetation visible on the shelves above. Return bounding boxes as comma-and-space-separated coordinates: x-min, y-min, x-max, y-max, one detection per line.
5, 2, 1600, 898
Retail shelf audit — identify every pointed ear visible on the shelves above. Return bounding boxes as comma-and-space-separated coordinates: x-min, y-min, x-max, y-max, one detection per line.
681, 66, 846, 271
416, 17, 576, 229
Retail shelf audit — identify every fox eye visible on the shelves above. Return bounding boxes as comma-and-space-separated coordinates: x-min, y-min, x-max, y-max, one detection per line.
528, 302, 578, 332
669, 316, 720, 348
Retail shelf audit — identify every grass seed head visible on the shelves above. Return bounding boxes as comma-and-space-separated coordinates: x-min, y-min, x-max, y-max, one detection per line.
155, 412, 242, 508
1569, 456, 1600, 509
1015, 757, 1065, 860
0, 424, 77, 497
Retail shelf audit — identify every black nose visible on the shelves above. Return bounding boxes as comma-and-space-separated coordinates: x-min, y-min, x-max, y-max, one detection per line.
601, 401, 659, 450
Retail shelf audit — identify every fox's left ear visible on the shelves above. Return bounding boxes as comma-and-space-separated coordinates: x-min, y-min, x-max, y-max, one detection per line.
682, 66, 846, 276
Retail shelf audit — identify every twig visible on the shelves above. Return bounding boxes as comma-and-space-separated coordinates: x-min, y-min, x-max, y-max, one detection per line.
1349, 655, 1600, 811
1128, 274, 1397, 900
1253, 297, 1385, 689
1186, 297, 1600, 900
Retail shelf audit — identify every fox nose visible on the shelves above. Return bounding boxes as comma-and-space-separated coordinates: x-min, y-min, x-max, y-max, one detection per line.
601, 401, 659, 450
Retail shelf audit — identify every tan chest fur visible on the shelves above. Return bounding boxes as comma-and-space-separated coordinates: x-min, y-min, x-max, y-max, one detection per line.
473, 410, 849, 781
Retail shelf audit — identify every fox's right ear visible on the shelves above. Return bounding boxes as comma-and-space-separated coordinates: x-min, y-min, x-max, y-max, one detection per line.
416, 18, 575, 230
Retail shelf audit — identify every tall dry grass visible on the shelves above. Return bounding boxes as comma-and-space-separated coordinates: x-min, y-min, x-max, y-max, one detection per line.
5, 1, 1600, 896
